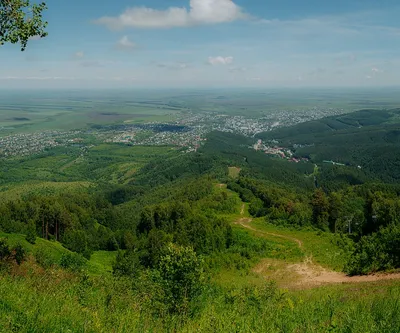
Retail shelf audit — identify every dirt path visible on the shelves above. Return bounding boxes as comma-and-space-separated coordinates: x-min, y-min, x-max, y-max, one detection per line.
234, 213, 400, 288
236, 217, 303, 248
236, 205, 302, 248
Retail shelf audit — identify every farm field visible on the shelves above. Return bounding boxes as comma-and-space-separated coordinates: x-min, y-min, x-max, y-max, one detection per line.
2, 88, 400, 136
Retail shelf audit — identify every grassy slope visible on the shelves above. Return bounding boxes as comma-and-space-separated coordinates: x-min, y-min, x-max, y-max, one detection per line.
250, 219, 351, 271
220, 187, 348, 272
0, 181, 91, 201
0, 232, 116, 276
1, 185, 400, 331
1, 260, 400, 332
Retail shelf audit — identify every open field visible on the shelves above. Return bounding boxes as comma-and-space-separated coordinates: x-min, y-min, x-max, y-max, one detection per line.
0, 144, 176, 187
228, 166, 241, 178
2, 88, 400, 136
0, 90, 184, 135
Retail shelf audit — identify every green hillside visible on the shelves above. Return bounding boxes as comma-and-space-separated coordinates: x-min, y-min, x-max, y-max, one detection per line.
257, 109, 400, 184
2, 108, 400, 331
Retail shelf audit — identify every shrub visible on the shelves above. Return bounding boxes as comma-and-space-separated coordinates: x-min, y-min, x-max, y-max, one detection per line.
113, 250, 141, 276
59, 252, 86, 272
13, 243, 26, 265
0, 239, 27, 267
0, 238, 11, 261
34, 247, 57, 269
345, 224, 400, 275
154, 243, 206, 314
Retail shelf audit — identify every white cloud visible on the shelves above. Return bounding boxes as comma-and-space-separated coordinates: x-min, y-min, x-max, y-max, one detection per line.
94, 0, 246, 30
116, 36, 136, 50
208, 56, 233, 65
74, 51, 84, 59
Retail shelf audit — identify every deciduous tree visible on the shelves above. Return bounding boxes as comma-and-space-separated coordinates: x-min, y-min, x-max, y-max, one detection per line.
0, 0, 47, 50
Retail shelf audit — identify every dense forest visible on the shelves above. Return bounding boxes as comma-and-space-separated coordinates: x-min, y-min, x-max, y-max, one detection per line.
257, 108, 400, 183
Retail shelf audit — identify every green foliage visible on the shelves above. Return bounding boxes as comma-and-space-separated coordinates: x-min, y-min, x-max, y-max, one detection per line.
312, 189, 330, 230
63, 229, 93, 259
153, 243, 206, 314
0, 238, 26, 267
112, 249, 141, 276
1, 263, 400, 332
346, 224, 400, 275
0, 0, 48, 51
258, 108, 400, 184
33, 246, 56, 268
59, 252, 86, 272
25, 219, 36, 244
13, 243, 26, 265
0, 238, 11, 261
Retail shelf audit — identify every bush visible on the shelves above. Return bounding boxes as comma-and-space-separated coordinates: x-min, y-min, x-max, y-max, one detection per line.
60, 253, 86, 272
0, 238, 11, 261
13, 243, 26, 265
153, 243, 206, 314
0, 239, 27, 267
113, 250, 141, 276
34, 247, 57, 269
345, 224, 400, 275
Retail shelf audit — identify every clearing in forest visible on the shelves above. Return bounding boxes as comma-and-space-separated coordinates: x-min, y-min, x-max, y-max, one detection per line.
235, 204, 400, 289
228, 167, 241, 178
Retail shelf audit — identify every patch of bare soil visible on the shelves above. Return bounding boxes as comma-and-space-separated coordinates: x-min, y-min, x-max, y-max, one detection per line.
288, 261, 400, 288
235, 215, 400, 289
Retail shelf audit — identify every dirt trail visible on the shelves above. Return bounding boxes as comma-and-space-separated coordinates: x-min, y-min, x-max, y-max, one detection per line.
236, 217, 303, 248
236, 205, 303, 248
234, 211, 400, 288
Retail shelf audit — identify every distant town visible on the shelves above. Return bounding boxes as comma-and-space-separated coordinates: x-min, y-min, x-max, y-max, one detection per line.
0, 107, 347, 158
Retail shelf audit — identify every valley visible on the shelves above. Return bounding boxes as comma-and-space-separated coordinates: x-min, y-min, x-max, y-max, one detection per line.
1, 90, 400, 332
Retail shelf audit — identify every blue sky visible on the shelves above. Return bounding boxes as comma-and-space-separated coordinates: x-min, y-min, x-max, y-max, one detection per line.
1, 0, 400, 88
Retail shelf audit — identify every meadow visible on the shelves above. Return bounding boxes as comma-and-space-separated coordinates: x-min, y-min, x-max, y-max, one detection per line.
0, 144, 176, 189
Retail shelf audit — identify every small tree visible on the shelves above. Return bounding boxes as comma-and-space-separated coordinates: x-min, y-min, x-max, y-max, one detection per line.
13, 243, 26, 265
0, 238, 11, 261
112, 249, 141, 276
0, 0, 48, 51
25, 219, 36, 244
311, 189, 330, 230
155, 243, 205, 314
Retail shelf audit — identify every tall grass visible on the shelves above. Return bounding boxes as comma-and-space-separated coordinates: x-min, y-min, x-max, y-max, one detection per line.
1, 260, 400, 333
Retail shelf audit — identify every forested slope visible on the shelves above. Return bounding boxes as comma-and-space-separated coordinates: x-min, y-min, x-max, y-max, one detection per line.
257, 108, 400, 183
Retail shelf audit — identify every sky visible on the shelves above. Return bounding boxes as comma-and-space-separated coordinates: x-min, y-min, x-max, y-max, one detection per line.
1, 0, 400, 89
